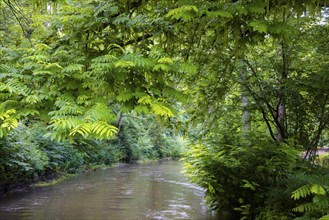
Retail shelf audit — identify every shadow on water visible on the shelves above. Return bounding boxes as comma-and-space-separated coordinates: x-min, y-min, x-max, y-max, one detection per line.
0, 160, 220, 220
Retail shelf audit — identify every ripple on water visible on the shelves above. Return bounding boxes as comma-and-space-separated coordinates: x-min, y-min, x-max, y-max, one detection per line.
168, 203, 192, 210
153, 178, 205, 191
146, 209, 190, 220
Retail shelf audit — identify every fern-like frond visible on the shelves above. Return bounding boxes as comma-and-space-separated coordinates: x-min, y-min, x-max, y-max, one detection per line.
0, 64, 18, 76
0, 127, 8, 138
34, 43, 51, 51
32, 70, 54, 76
158, 57, 173, 64
1, 118, 18, 130
134, 105, 150, 114
21, 54, 50, 63
166, 5, 198, 21
319, 214, 329, 220
0, 109, 16, 120
153, 64, 171, 72
0, 108, 19, 137
311, 184, 327, 195
17, 109, 39, 117
138, 96, 152, 105
44, 131, 67, 142
62, 64, 84, 73
117, 91, 133, 102
84, 104, 114, 121
0, 79, 30, 95
90, 121, 118, 140
151, 103, 174, 117
293, 202, 318, 212
23, 95, 42, 104
121, 53, 155, 69
292, 184, 312, 200
114, 60, 135, 68
69, 123, 92, 137
177, 62, 198, 75
0, 93, 12, 100
312, 195, 329, 208
48, 116, 81, 131
49, 104, 83, 116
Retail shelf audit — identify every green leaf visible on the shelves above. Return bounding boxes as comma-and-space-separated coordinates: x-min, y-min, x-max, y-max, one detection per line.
310, 184, 326, 195
138, 96, 152, 105
24, 95, 42, 104
1, 118, 18, 130
34, 43, 51, 51
153, 64, 170, 72
69, 123, 91, 137
114, 60, 135, 68
292, 184, 312, 200
158, 57, 174, 64
117, 92, 133, 102
249, 20, 268, 33
33, 70, 54, 76
151, 103, 173, 117
241, 180, 258, 190
319, 214, 329, 220
178, 63, 198, 75
292, 202, 317, 212
166, 5, 198, 19
247, 1, 266, 14
134, 105, 150, 114
206, 10, 233, 18
62, 64, 84, 73
90, 121, 118, 140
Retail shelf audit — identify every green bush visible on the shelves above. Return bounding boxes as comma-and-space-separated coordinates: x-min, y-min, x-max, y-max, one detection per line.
18, 122, 85, 174
43, 142, 84, 174
73, 139, 122, 167
184, 131, 301, 219
0, 124, 48, 183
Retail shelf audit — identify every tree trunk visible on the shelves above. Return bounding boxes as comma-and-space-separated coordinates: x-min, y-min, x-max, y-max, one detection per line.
117, 112, 124, 133
239, 65, 251, 137
241, 93, 251, 137
276, 39, 288, 142
276, 100, 285, 141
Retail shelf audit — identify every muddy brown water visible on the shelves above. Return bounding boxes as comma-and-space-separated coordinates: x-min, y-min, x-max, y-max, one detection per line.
0, 160, 218, 220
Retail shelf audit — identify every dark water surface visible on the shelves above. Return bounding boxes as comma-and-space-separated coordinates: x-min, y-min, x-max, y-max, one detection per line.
0, 160, 217, 220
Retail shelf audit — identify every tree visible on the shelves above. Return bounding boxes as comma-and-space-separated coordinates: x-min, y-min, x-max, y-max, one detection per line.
0, 0, 193, 141
164, 1, 329, 218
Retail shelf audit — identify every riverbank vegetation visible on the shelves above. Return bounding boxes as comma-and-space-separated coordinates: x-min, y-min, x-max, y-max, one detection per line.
0, 115, 183, 194
1, 0, 329, 219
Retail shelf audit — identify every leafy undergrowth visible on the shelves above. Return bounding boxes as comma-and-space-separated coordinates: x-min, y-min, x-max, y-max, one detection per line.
0, 116, 183, 195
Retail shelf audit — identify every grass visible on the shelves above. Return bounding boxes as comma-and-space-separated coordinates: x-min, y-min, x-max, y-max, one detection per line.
32, 174, 77, 187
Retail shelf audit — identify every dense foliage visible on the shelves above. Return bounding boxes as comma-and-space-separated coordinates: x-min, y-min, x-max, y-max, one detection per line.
2, 0, 329, 219
0, 116, 183, 194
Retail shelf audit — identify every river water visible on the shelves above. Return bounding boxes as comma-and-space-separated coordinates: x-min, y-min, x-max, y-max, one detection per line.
0, 160, 218, 220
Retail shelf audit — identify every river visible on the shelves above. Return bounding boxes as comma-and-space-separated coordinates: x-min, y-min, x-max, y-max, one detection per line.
0, 160, 218, 220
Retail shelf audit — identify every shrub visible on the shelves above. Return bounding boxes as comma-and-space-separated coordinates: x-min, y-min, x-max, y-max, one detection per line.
73, 139, 122, 166
43, 141, 84, 174
184, 132, 301, 219
0, 124, 48, 184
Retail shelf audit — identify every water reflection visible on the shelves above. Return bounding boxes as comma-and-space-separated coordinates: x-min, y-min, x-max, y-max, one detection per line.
0, 161, 217, 220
